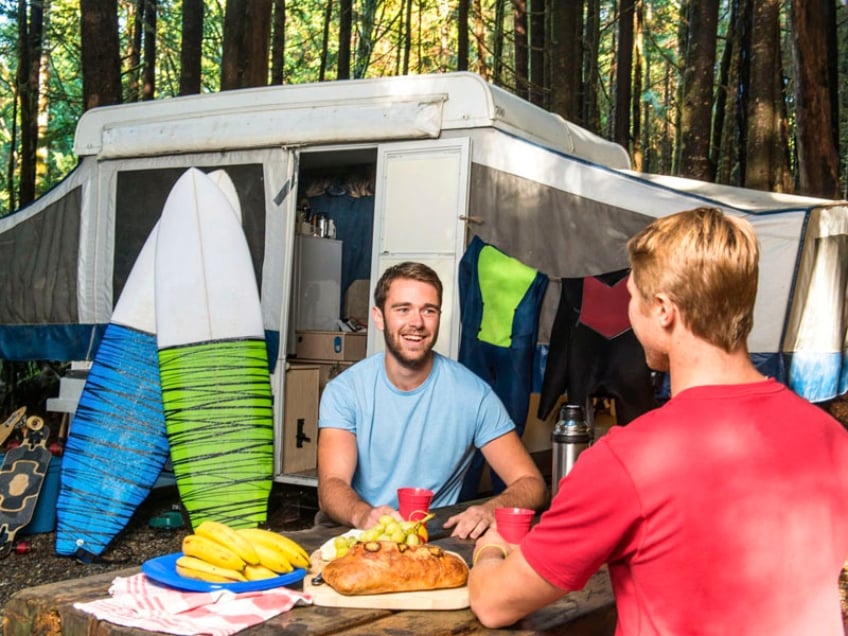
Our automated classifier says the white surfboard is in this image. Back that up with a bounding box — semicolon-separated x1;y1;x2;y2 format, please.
154;168;273;530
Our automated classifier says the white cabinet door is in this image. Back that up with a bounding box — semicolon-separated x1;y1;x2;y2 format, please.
368;138;470;359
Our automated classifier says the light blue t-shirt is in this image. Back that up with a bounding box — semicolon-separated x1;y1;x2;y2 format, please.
318;352;515;508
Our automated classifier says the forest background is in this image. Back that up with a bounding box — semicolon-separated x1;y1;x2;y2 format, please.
0;0;846;412
1;0;847;220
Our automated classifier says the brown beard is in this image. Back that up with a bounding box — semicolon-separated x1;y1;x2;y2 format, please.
382;328;436;371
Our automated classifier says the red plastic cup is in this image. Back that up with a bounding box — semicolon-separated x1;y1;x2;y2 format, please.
495;507;534;543
397;487;434;521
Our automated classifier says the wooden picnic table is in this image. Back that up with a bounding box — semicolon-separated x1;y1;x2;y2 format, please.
3;499;617;635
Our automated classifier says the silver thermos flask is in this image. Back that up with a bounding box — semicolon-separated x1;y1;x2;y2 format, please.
551;404;592;497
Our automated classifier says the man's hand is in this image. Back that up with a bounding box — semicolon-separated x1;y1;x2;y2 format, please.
443;503;494;539
355;504;402;530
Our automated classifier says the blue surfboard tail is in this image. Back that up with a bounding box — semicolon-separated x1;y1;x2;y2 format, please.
55;323;169;557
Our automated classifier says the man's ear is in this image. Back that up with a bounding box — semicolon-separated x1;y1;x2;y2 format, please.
371;305;385;331
654;293;675;328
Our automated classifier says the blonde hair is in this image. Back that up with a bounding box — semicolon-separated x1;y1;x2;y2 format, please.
626;207;759;352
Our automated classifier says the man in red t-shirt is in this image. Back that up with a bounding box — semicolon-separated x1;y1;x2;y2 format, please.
469;207;848;635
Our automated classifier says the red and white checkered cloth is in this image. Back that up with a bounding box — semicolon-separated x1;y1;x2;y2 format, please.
75;573;313;636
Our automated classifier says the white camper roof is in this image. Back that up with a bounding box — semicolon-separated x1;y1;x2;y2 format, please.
628;171;837;213
73;72;631;169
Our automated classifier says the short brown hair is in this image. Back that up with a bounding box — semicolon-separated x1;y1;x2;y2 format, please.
626;207;759;352
373;262;443;311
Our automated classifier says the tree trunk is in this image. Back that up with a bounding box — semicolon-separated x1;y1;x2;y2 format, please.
270;0;286;85
613;0;634;151
822;0;839;154
129;0;143;101
221;0;273;90
244;0;272;87
661;66;674;174
395;0;404;74
583;0;600;133
179;0;203;95
6;90;18;211
17;0;43;206
528;0;545;106
493;0;505;86
319;0;333;81
337;0;352;79
80;0;122;110
678;0;718;181
734;0;752;186
354;0;378;78
711;0;735;183
473;0;488;79
631;0;643;171
402;0;412;74
142;0;157;101
671;0;688;175
549;0;583;125
745;0;791;192
640;6;651;173
416;0;423;73
543;0;551;97
220;0;243;90
458;0;469;71
791;0;840;197
512;0;529;99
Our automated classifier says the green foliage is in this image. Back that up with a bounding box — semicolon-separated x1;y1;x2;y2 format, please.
0;360;64;417
0;0;845;215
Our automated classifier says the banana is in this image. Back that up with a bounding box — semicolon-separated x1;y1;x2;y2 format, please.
182;534;246;571
236;527;310;569
249;540;294;574
195;520;260;565
244;563;281;581
175;555;247;583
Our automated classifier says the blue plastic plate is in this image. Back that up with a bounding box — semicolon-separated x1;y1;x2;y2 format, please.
142;552;307;593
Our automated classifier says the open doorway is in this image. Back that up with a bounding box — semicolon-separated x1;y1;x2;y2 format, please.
286;148;378;357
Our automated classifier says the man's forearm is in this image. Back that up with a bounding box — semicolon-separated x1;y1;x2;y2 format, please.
318;477;373;528
485;474;548;513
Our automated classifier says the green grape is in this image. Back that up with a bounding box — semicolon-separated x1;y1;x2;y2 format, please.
336;544;350;558
379;514;395;526
390;529;406;543
334;536;349;549
405;533;421;546
383;522;401;536
377;533;392;541
361;528;380;542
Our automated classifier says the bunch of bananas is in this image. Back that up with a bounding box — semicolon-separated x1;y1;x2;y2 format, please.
175;521;311;583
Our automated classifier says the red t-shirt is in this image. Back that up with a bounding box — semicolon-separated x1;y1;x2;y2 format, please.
522;380;848;635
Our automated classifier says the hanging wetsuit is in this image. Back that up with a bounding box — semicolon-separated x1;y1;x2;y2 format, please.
457;236;548;500
538;269;657;425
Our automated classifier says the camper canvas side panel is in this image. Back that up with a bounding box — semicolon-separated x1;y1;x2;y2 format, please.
0;162;93;360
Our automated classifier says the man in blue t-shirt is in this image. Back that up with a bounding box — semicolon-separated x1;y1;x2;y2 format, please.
317;262;546;540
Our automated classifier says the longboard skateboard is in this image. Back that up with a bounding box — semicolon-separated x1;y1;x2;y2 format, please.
0;407;26;448
0;416;51;557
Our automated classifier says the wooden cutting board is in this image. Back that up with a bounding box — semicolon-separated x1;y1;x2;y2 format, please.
304;551;470;610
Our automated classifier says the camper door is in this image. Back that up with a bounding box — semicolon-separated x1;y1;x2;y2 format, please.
369;139;471;359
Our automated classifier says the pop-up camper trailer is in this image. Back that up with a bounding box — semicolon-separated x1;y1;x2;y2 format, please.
1;72;846;484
